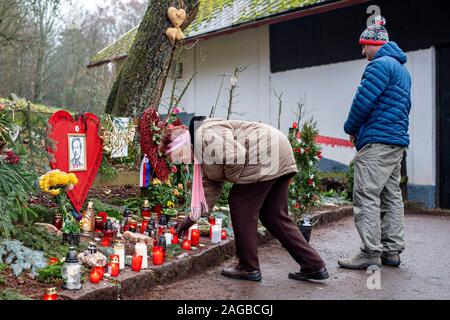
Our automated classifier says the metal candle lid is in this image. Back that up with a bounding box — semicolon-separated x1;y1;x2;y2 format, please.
65;247;79;263
88;242;97;254
143;200;150;208
114;239;124;247
110;256;120;264
45;287;57;295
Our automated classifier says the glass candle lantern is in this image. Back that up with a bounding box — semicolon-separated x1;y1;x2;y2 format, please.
109;255;120;277
171;234;179;245
52;214;63;230
81;201;95;233
113;239;125;270
208;216;215;225
181;239;191;251
191;229;200;247
131;255;143;272
152;247;164;266
221;230;227;240
103;219;115;239
61;247;82;290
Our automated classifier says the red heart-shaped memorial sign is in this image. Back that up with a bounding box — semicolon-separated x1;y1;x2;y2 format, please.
47;111;103;213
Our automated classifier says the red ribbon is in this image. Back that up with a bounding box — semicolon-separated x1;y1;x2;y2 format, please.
315;135;354;148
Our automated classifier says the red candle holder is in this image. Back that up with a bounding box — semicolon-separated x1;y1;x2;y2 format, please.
101;237;111;247
90;268;101;283
292;122;298;129
170;227;175;234
94;266;104;280
131;255;143;272
141;207;151;218
208;216;215;225
103;229;115;240
221;230;227;240
171;234;179;245
109;255;120;277
191;229;200;247
48;257;59;265
158;225;164;236
43;287;58;300
181;239;191;251
128;219;138;233
140;217;150;234
152;248;164;266
95;216;105;232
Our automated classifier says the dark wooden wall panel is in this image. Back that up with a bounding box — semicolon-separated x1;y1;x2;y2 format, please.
270;0;450;72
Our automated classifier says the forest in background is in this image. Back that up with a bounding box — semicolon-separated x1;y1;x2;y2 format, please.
0;0;148;115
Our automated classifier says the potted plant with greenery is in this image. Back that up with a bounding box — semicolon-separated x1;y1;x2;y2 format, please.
161;207;178;225
288;119;322;243
62;219;81;246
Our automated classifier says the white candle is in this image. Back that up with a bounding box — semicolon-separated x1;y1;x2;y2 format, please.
211;224;222;244
113;240;125;270
215;218;223;227
164;232;173;245
135;240;148;269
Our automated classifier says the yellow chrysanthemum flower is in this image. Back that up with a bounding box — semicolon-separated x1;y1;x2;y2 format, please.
68;173;78;185
152;178;161;185
167;201;175;208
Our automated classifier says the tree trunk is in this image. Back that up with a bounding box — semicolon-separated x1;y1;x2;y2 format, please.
105;0;199;117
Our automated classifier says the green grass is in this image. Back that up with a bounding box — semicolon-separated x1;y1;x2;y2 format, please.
0;288;33;300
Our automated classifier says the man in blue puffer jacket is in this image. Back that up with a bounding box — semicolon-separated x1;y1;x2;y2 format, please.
339;16;411;270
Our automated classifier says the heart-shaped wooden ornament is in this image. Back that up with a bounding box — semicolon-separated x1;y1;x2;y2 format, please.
167;7;186;28
47;111;103;213
176;29;185;41
166;27;179;43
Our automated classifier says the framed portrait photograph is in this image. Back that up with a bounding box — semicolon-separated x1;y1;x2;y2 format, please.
68;134;87;172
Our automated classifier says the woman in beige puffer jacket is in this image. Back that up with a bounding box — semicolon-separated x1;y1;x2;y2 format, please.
161;116;328;282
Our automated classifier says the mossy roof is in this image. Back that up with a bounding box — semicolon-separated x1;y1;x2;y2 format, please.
88;0;323;67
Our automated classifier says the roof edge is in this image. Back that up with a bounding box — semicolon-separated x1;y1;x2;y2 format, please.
87;0;370;68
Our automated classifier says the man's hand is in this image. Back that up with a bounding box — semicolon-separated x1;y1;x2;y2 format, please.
175;216;196;237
